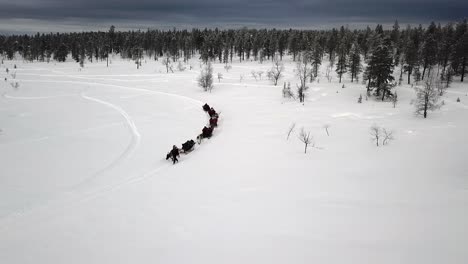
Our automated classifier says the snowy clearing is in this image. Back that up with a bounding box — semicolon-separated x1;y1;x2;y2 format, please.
1;57;468;264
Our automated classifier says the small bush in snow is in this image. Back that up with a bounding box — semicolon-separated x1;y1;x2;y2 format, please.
286;123;296;140
370;125;394;146
251;71;258;81
358;94;362;103
323;124;330;136
298;128;314;154
217;73;223;82
198;63;214;92
224;64;232;72
177;61;186;71
257;71;264;80
457;97;461;102
10;82;19;89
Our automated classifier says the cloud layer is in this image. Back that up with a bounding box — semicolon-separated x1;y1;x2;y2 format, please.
0;0;466;33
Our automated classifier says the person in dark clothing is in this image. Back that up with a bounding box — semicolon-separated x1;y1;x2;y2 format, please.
170;145;180;164
209;117;218;127
203;103;210;112
208;107;217;117
202;126;213;138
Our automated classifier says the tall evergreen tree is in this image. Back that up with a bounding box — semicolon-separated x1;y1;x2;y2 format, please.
365;37;395;100
452;19;468;82
348;42;362;82
335;42;348;83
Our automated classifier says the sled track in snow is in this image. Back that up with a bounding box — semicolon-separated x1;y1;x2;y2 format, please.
76;92;141;189
17;79;204;106
0;75;205;232
2;93;77;100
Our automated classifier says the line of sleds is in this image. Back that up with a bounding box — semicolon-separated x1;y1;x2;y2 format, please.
166;103;219;164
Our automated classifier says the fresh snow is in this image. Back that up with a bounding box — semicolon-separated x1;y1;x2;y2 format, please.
1;56;468;264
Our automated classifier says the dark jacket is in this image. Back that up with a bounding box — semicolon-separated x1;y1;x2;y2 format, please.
171;147;180;157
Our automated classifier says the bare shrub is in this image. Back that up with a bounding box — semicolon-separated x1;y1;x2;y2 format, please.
198;63;214;92
286;123;296;140
298;127;313;153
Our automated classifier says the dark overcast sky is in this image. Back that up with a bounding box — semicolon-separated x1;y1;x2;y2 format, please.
0;0;466;33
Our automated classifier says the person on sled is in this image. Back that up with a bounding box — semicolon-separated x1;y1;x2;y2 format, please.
202;126;213;138
208;107;217;118
209;116;218;127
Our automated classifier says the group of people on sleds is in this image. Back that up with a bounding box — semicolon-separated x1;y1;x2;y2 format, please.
166;103;219;164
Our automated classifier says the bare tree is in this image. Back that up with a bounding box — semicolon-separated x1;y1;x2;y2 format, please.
370;124;381;146
224;64;232;72
296;54;312;103
382;128;394;145
251;70;258;81
298;128;313;153
10;82;19;89
286;122;296;140
414;78;441;118
267;59;284;86
198;62;214;92
217;73;223;82
162;55;173;73
257;71;264;80
358;94;363;103
239;74;244;83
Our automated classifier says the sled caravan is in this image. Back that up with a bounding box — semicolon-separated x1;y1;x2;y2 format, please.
166;103;219;164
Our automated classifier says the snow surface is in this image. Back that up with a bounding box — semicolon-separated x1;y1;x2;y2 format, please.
1;56;468;264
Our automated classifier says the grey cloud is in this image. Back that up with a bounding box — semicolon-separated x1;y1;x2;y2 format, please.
0;0;466;33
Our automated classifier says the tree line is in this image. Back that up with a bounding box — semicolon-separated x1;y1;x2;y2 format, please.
0;20;467;86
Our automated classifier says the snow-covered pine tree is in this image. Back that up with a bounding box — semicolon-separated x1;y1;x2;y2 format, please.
348;42;362;83
365;37;395;100
335;42;348;83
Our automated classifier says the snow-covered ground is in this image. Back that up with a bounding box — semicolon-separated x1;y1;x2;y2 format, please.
1;56;468;264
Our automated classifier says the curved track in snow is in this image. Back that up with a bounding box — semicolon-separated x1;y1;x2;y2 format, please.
0;74;205;232
75;92;141;189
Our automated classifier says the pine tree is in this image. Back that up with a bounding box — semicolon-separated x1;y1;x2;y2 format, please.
54;43;68;62
452;19;468;82
348;42;362;82
420;22;439;80
438;23;455;78
335;42;348;83
404;26;422;84
365;37;395;100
